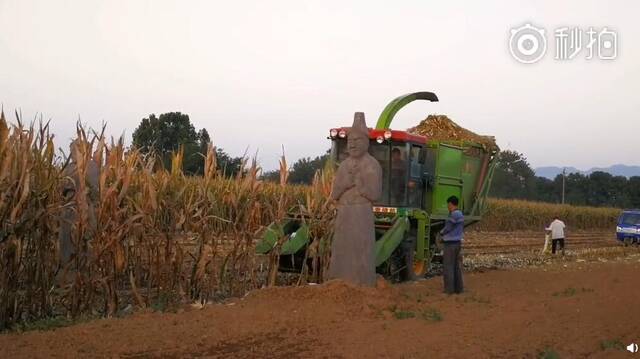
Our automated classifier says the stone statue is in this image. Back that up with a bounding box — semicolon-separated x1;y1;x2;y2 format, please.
327;112;382;286
59;139;99;264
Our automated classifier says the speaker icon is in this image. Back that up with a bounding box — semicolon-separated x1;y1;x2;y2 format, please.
628;343;639;353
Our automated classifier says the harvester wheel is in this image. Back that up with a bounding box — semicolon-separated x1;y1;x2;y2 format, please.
388;249;405;283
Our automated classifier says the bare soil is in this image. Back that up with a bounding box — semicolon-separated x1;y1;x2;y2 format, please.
464;230;616;255
2;235;640;358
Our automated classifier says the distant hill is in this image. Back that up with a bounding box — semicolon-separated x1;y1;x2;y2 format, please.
535;165;640;179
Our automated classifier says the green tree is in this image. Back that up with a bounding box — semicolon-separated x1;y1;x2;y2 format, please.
132;112;241;176
215;148;243;177
261;169;281;183
262;153;329;185
585;171;628;208
626;176;640;208
533;176;557;203
552;172;588;206
288;154;329;185
491;150;537;200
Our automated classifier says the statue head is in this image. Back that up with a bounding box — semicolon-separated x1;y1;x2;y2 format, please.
69;139;81;162
347;112;369;159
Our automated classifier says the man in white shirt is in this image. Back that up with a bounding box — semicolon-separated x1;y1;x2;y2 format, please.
546;217;566;255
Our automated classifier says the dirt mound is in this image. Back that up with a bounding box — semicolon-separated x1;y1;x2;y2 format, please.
245;278;399;317
408;114;499;151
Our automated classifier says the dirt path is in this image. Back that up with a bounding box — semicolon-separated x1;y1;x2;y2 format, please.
3;253;640;358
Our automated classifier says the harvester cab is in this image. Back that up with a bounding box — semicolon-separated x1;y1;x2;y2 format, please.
256;92;498;281
329;128;430;210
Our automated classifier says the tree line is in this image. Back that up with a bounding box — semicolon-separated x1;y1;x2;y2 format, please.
132;113;639;208
132;112;243;177
492;150;640;208
132;112;322;183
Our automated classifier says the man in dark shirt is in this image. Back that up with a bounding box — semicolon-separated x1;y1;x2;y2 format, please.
440;195;464;294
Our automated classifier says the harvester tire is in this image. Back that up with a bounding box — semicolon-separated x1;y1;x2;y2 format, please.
388;250;405;283
388;236;417;282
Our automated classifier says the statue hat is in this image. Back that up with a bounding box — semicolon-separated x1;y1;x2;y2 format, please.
349;112;369;138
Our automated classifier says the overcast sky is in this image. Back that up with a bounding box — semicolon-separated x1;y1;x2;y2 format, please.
1;0;638;170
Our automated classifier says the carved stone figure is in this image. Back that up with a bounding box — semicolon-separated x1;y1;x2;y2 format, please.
327;112;382;286
59;139;99;264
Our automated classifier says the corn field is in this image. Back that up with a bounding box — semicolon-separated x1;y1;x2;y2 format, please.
0;113;621;329
0;113;334;329
476;198;620;232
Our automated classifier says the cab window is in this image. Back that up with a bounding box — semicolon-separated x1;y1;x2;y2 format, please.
407;144;423;207
389;145;407;206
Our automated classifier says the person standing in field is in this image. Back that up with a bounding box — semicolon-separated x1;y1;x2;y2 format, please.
440;196;464;294
546;216;566;255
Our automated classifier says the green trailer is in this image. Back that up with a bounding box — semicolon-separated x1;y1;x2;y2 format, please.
257;92;498;280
